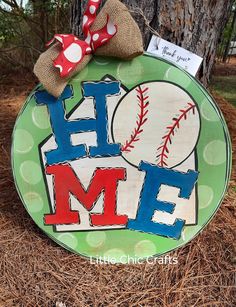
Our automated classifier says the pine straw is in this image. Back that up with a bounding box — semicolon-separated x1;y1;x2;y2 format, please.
0;84;235;306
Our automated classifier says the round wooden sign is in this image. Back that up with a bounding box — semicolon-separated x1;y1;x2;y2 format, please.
12;54;231;263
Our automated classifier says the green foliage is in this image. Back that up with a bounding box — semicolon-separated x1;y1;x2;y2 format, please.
0;1;71;43
0;12;18;42
0;0;71;69
25;0;70;14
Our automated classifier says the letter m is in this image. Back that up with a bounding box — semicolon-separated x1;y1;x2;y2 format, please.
45;164;128;227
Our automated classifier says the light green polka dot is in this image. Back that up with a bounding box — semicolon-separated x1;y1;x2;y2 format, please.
164;67;191;88
200;99;219;122
24;192;44;213
134;240;157;258
198;185;214;209
181;228;193;241
181;228;187;241
14;129;34;153
86;231;106;248
203;140;226;165
20;161;42;185
32;105;50;129
103;248;127;263
57;233;78;250
117;57;144;85
93;56;110;65
73;66;89;81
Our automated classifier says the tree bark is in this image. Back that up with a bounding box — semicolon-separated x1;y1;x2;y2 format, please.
70;0;234;86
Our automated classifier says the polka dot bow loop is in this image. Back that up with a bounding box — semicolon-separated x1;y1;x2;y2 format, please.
46;0;117;78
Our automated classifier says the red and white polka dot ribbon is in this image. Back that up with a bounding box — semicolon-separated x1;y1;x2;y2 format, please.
46;0;117;78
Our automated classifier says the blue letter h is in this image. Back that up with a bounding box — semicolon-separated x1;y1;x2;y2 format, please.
34;82;121;165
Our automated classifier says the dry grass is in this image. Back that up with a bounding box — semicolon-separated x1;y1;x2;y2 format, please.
0;72;235;306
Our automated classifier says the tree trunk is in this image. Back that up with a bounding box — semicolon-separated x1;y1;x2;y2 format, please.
223;7;236;62
70;0;234;86
29;0;50;44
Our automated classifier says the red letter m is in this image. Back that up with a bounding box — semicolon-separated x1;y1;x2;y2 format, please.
45;164;127;227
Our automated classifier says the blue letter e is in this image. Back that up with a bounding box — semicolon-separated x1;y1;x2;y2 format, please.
127;162;199;240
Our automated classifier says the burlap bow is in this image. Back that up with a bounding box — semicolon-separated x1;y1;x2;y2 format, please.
34;0;144;98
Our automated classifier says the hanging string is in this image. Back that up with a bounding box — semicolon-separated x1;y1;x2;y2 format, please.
126;7;162;48
128;8;161;37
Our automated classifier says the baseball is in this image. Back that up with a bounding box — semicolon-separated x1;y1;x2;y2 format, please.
112;81;200;168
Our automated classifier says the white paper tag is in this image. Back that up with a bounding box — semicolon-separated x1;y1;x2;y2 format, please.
147;36;203;76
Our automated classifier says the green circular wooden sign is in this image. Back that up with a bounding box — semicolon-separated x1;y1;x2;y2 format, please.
12;54;231;263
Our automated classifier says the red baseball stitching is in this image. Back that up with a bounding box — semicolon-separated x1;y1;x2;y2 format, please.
121;85;149;153
156;103;196;167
